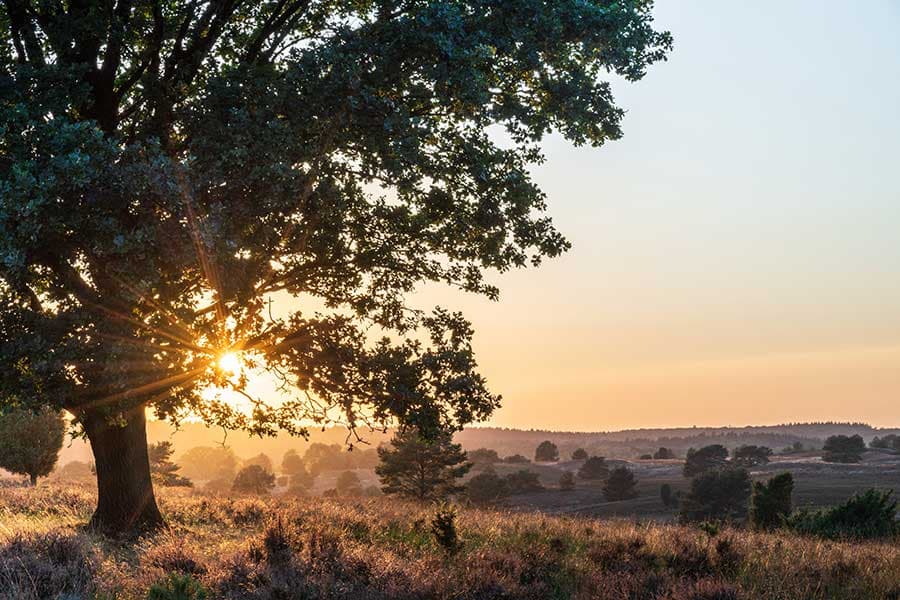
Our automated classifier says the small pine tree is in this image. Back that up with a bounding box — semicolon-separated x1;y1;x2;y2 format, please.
147;573;208;600
577;456;609;480
603;467;638;501
376;429;471;501
0;406;65;486
232;465;276;495
534;440;559;462
559;471;576;491
148;442;192;487
749;472;793;530
430;504;460;555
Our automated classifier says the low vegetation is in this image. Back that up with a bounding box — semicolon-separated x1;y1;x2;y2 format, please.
1;484;899;599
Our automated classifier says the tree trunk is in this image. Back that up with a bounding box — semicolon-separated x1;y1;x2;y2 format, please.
29;473;37;486
82;406;165;535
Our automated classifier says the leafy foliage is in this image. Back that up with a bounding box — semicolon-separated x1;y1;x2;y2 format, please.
603;466;638;501
0;406;65;485
232;465;276;495
683;445;729;477
822;435;866;464
788;489;897;540
679;468;751;524
148;442;192;487
749;472;793;530
534;440;559;463
577;456;609;480
375;428;470;501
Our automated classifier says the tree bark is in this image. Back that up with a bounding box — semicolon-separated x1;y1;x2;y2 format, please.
82;406;165;535
29;473;37;486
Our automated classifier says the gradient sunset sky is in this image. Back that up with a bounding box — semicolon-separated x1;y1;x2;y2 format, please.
404;1;900;431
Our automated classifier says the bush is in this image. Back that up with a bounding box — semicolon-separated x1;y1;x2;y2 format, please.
788;489;897;540
430;504;460;555
638;454;653;460
571;448;588;460
660;483;676;508
147;573;208;600
336;470;363;497
466;469;509;504
577;456;609;480
679;468;751;523
467;448;501;465
822;435;866;463
232;465;275;495
683;445;729;477
603;467;638;501
502;454;531;464
654;447;675;459
504;470;544;494
559;471;576;491
749;472;793;530
534;441;559;462
732;445;772;468
0;532;97;599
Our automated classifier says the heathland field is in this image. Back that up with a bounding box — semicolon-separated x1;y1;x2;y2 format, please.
1;484;899;600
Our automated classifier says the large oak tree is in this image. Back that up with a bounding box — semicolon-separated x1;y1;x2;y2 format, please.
0;0;670;534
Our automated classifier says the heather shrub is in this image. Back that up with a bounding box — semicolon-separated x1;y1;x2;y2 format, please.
788;489;897;540
0;532;97;600
146;573;208;600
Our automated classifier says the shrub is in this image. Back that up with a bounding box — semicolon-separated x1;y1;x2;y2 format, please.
683;445;729;477
147;573;208;600
232;465;275;495
788;489;897;540
0;532;97;599
654;447;676;459
660;483;675;507
504;470;543;494
430;504;460;555
0;406;65;485
639;454;653;460
534;440;559;462
336;470;362;497
571;448;588;460
467;448;501;465
559;471;576;491
870;434;900;450
502;454;531;464
749;472;793;530
603;467;638;501
822;435;866;463
466;469;509;504
679;468;751;523
732;445;772;468
577;456;609;480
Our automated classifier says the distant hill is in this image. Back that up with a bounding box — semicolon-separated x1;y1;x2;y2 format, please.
55;420;899;467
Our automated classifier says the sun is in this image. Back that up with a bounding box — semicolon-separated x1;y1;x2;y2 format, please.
217;351;242;377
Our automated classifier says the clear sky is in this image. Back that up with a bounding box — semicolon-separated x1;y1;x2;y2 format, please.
410;1;900;431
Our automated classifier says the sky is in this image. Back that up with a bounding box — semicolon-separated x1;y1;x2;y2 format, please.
407;1;900;431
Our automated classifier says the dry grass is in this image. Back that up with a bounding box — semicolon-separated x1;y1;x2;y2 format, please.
1;483;899;599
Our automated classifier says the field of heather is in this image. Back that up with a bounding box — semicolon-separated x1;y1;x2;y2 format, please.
1;483;898;600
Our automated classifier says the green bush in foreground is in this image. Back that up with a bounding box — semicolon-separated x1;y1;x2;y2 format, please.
147;573;207;600
789;489;897;540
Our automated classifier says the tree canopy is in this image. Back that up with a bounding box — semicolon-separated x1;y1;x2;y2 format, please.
683;444;729;477
0;0;670;532
0;406;65;484
534;440;559;462
375;428;470;501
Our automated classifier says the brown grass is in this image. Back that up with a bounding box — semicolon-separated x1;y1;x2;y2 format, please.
1;483;898;599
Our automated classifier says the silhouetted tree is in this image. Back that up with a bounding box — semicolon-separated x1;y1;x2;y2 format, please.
603;467;638;501
232;465;276;495
679;468;751;523
638;454;653;460
376;429;471;501
578;456;610;480
0;0;669;535
559;471;576;491
660;483;675;507
822;435;866;463
535;441;560;463
732;445;773;468
466;469;509;504
750;472;793;530
243;453;274;474
504;470;544;494
870;434;900;451
336;471;363;497
0;406;65;485
148;442;192;487
654;447;675;459
572;448;588;460
683;445;729;477
281;450;306;476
